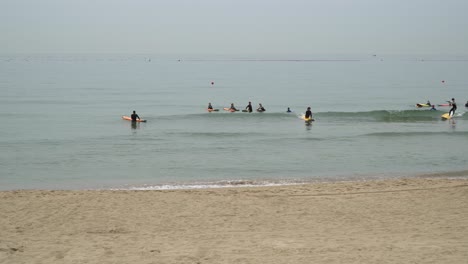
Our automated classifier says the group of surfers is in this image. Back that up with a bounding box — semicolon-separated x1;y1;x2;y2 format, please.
129;98;466;124
208;102;266;113
417;98;467;117
127;104;313;123
207;102;314;121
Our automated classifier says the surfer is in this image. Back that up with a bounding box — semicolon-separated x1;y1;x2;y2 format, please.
208;103;213;110
257;103;265;112
287;107;292;113
245;102;253;113
305;107;313;120
448;98;457;117
229;103;238;111
465;101;468;107
416;100;431;108
131;111;140;122
430;105;437;111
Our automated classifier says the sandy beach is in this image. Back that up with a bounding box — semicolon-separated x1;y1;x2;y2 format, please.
1;178;467;264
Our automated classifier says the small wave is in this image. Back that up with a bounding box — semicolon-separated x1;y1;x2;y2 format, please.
155;110;466;123
363;131;468;137
114;179;304;191
317;110;447;122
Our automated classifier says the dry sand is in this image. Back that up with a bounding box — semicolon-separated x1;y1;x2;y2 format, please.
1;178;467;264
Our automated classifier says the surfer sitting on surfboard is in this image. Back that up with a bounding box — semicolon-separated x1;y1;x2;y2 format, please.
207;103;220;112
257;103;265;112
131;111;140;122
229;103;238;111
448;98;457;117
245;102;253;113
465;101;468;107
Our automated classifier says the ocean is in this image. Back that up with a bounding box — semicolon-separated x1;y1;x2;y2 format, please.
1;54;467;190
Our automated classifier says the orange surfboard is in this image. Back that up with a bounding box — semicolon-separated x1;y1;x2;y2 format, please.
122;116;147;122
223;108;238;112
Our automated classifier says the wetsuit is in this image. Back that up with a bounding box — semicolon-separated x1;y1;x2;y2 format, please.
246;103;252;112
449;101;457;116
305;110;312;119
131;113;140;121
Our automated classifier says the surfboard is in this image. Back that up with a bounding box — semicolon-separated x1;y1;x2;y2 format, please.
441;113;452;120
300;114;314;122
416;103;430;108
207;108;219;112
256;109;265;112
122;116;147;122
437;104;450;107
223;108;238;112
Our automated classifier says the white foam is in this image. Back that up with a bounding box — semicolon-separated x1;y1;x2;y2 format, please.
112;180;302;191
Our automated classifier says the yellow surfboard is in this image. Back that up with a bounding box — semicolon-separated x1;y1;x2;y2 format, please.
441;113;452;120
301;114;314;122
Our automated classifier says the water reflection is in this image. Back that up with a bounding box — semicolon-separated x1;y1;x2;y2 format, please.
131;121;139;129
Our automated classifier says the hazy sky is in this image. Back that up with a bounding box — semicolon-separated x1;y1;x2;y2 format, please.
2;0;467;55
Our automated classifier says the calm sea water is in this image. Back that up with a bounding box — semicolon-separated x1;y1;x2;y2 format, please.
1;54;467;190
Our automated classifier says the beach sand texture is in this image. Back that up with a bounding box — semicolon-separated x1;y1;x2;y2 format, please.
1;178;467;264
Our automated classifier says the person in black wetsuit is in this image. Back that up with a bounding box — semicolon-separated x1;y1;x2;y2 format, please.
257;103;265;112
229;103;238;111
449;98;457;117
245;102;253;113
465;101;468;107
305;107;313;119
305;107;312;118
208;103;213;110
131;111;140;121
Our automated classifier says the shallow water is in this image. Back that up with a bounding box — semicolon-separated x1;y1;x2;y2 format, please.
1;54;467;190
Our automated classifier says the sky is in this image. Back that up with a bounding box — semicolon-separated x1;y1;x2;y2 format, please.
1;0;468;55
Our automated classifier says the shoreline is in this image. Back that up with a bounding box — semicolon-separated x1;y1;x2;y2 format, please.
3;170;468;192
1;178;468;263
